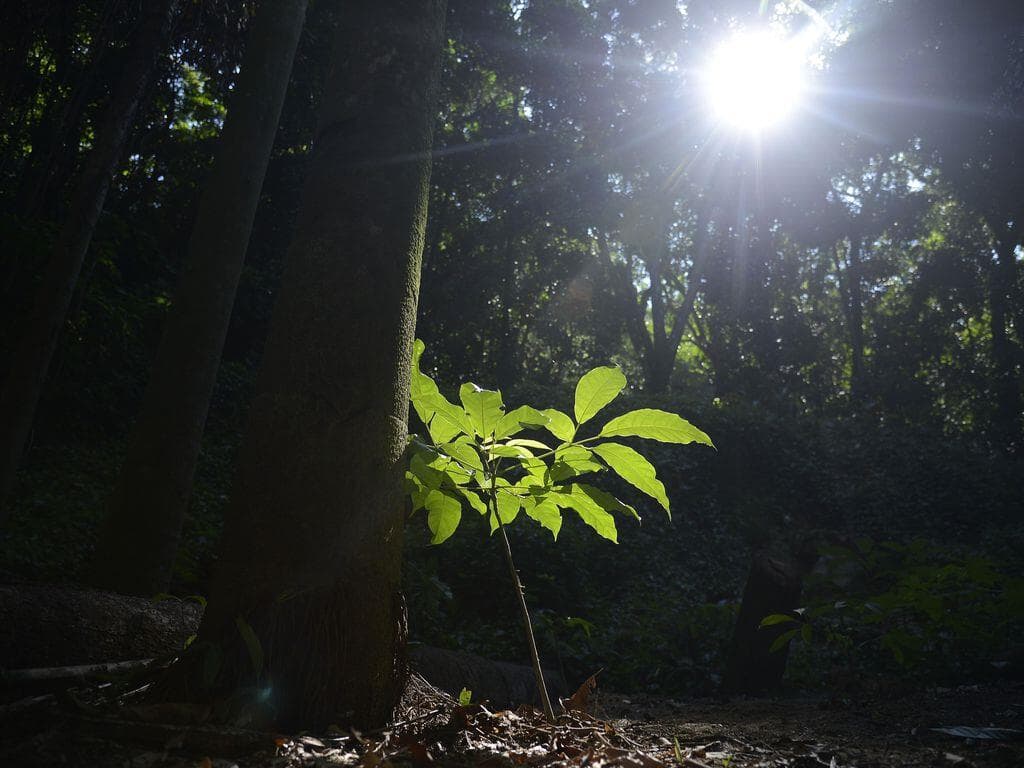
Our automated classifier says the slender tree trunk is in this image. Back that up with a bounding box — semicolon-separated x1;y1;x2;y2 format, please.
989;242;1022;451
89;0;309;597
0;0;179;521
833;235;867;403
595;231;652;370
164;0;447;729
14;2;123;219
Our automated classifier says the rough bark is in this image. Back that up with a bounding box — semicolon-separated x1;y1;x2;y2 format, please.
89;0;309;597
164;0;447;729
0;583;201;669
0;0;179;521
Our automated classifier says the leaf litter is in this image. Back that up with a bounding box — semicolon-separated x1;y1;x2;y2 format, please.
2;671;1023;767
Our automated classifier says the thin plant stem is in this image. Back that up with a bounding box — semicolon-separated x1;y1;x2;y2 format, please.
488;468;556;721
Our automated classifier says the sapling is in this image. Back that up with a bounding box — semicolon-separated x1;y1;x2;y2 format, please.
405;340;713;719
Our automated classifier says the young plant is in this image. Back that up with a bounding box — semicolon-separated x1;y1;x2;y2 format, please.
405;341;714;719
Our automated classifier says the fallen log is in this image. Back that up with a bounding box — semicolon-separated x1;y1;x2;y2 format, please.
0;582;566;708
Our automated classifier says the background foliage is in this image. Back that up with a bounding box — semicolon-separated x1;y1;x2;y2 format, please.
1;0;1022;694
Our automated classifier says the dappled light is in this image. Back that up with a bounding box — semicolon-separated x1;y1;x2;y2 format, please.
1;1;1023;766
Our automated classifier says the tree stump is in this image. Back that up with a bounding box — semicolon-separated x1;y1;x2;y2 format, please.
724;551;806;693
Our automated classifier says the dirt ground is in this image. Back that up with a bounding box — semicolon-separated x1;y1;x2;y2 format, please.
1;675;1021;767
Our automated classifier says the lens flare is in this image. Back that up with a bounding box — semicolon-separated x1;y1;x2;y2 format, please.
705;30;806;132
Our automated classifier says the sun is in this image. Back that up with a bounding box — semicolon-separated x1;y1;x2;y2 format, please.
704;29;806;132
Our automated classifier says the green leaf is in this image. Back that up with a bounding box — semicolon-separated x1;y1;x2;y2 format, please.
489;444;535;459
599;408;714;446
490;489;521;533
439;440;483;472
494;406;550;440
459;384;505;438
458;688;473;706
523;496;562;539
565;617;594;638
414;449;473;487
576;483;639;521
519;457;548;481
505;438;552;451
458;487;488;515
542;408;575;442
801;623;812;644
425;490;462;544
592;442;670;515
759;613;798;628
406;473;429;512
425;392;474;443
409;339;440;426
769;627;799;653
549;445;605;482
408;451;445;489
551;486;618;542
574;366;626;425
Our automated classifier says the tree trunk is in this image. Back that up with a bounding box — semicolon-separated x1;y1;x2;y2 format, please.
163;0;447;729
834;235;867;403
0;0;179;521
89;0;309;597
724;551;809;693
989;241;1022;452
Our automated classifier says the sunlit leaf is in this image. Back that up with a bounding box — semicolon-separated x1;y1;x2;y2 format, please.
458;487;488;516
550;486;618;542
573;366;626;425
425;392;474;443
542;408;575;442
523;496;562;539
490;488;521;532
505;438;552;451
576;483;639;521
599;408;714;446
425;490;462;544
489;444;535;459
439;440;483;472
406;472;429;512
409;339;440;426
408;451;444;489
494;405;550;440
549;445;605;482
592;442;670;515
460;383;505;438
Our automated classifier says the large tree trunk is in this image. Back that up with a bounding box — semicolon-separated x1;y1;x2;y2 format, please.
89;0;309;598
163;0;447;730
0;0;179;521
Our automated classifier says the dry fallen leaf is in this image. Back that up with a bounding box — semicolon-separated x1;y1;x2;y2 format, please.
562;670;602;714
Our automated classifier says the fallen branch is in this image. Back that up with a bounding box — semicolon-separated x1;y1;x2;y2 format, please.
3;658;154;685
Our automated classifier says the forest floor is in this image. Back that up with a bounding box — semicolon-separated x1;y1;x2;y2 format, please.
1;674;1021;768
